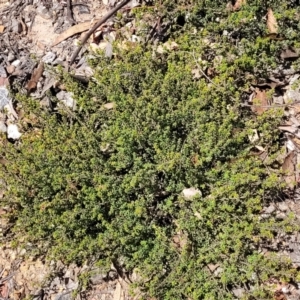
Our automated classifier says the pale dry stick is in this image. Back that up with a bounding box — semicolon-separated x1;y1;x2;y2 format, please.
69;0;131;66
0;268;5;279
192;50;218;87
0;273;15;284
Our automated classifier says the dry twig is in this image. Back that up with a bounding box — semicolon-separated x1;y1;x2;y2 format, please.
192;51;217;87
69;0;131;66
66;0;75;25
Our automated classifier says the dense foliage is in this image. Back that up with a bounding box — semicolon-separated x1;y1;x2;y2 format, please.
1;0;300;299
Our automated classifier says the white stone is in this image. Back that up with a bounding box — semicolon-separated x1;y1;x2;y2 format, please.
182;187;202;200
7;124;21;140
248;129;259;143
278;202;289;212
42;52;56;64
11;60;21;67
264;205;275;214
287;140;296;151
282;286;289;294
56;91;76;110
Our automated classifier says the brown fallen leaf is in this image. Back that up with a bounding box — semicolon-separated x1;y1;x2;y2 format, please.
26;61;44;92
280;48;299;60
52;20;99;46
233;0;246;11
282;151;296;189
0;25;5;33
267;8;278;34
251;88;269;115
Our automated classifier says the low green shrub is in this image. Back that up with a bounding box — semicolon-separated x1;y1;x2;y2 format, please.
1;1;300;299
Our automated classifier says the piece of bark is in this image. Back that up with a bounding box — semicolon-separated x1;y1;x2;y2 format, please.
27;62;44;93
282;151;296;189
52;21;99;46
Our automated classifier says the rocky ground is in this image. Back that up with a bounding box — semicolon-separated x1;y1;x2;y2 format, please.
0;0;300;299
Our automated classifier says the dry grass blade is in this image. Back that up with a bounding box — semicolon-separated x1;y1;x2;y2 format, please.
267;8;278;34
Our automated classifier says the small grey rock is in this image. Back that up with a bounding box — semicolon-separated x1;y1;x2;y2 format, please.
276;212;286;220
66;278;78;290
90;273;107;285
11;19;22;33
7;52;15;62
56;91;76;110
264;205;276;214
0;87;9;109
64;269;73;279
278;202;289;212
273;95;284;105
36;5;52;19
50;277;61;289
42;52;56;64
284;89;300;104
55;292;72;300
232;287;245;298
0;65;7;77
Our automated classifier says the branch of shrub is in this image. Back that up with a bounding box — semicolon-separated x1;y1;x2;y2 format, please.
69;0;131;66
192;51;217;87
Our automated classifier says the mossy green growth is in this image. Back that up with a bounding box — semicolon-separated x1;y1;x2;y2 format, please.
1;1;300;299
